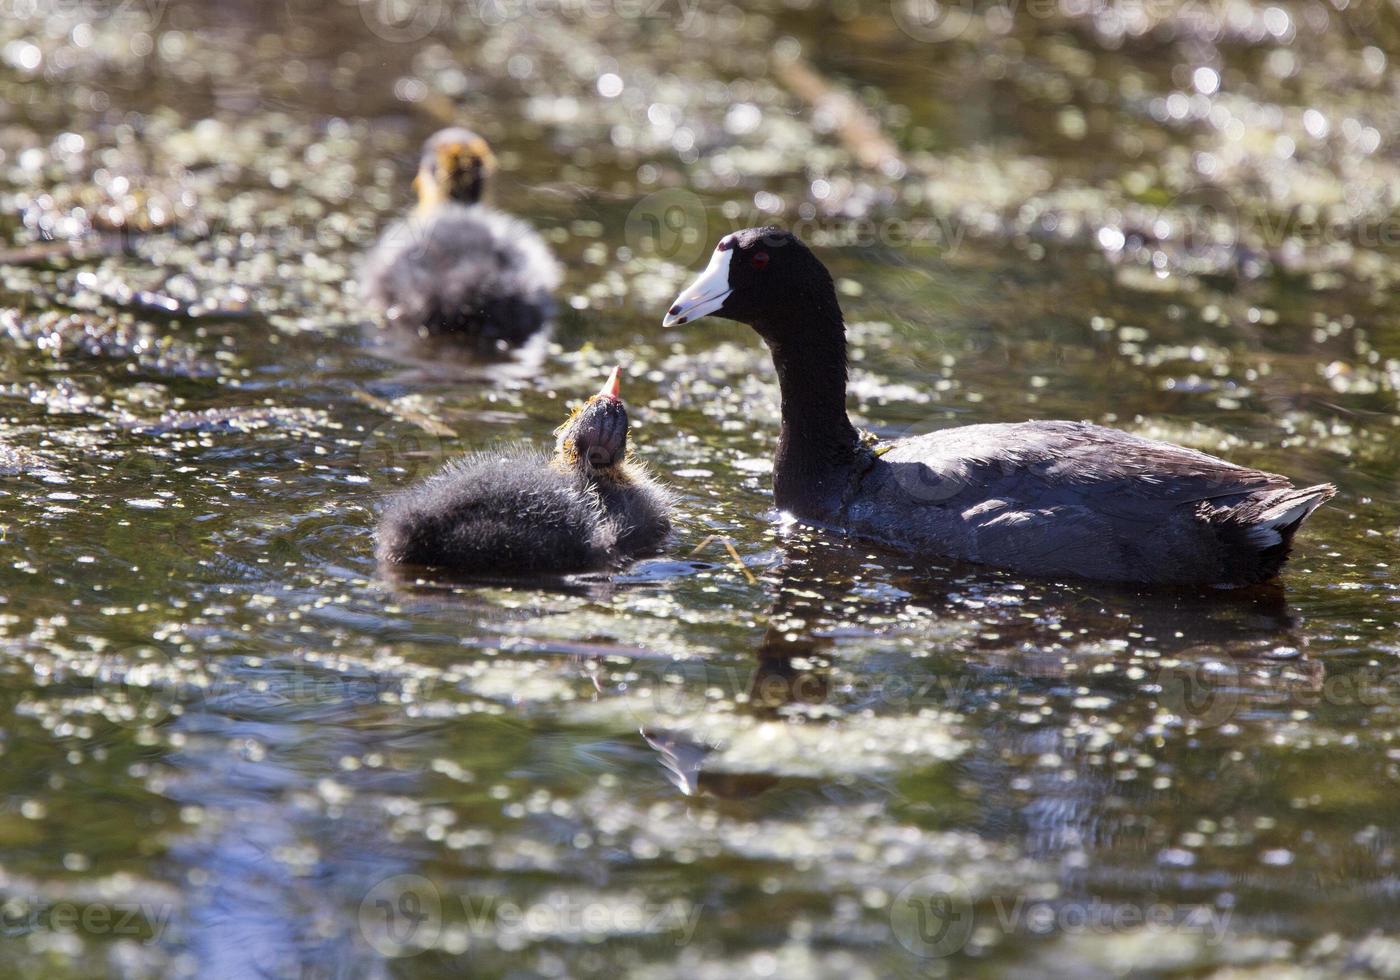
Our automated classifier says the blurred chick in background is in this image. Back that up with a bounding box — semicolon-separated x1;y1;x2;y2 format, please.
359;127;561;354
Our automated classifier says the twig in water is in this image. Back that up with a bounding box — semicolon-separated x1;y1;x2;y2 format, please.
690;535;759;584
352;390;457;438
773;52;904;176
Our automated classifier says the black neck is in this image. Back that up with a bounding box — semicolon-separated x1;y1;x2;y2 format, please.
757;302;860;522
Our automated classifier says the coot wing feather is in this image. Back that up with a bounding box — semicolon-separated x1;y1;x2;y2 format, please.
877;421;1285;522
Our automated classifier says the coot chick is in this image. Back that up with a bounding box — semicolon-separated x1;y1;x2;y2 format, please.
359;127;561;352
376;368;672;574
663;227;1334;586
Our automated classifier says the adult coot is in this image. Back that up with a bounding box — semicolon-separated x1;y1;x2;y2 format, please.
359;127;561;352
663;227;1333;586
376;367;672;574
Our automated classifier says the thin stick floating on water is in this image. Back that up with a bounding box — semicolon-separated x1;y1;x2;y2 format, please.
0;238;125;266
773;53;904;175
352;390;457;438
690;535;759;585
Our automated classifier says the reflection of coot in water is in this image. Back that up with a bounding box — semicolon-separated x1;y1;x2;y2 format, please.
642;729;781;800
664;227;1334;586
359;127;560;353
627;534;1312;802
641;624;828;800
375;367;672;575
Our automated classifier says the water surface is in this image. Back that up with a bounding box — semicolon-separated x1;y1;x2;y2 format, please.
0;1;1398;976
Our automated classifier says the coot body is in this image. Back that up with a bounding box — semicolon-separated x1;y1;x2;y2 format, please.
663;227;1332;586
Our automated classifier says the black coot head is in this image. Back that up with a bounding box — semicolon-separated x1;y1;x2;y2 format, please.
661;227;833;339
557;367;629;471
414;127;496;207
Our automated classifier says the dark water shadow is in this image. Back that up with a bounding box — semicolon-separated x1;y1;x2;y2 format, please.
377;555;718;603
621;530;1317;805
356;316;553;386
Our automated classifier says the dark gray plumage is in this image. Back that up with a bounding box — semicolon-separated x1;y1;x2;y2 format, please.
593;471;674;557
375;447;617;574
359;204;560;348
375;369;673;575
664;227;1334;586
359;127;561;350
851;421;1332;585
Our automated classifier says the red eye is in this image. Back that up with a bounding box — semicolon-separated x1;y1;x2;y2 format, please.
751;251;770;269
